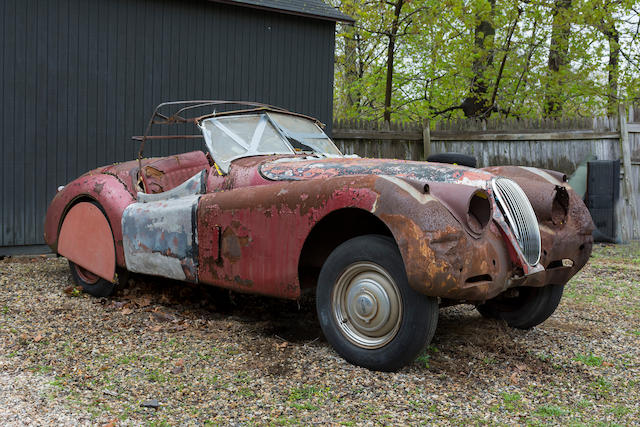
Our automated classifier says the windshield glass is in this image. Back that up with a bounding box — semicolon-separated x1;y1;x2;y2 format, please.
268;112;342;156
199;112;343;173
199;114;294;173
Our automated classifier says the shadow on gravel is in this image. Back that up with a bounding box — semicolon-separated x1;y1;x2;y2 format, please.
116;273;322;344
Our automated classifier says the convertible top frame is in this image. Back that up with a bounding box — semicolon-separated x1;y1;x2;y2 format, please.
133;100;324;164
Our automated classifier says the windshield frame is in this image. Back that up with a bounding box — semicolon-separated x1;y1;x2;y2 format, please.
199;112;342;173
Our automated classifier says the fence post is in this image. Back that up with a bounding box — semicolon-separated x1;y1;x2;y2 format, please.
618;104;640;240
422;118;431;161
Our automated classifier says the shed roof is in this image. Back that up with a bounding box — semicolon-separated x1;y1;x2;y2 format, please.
210;0;354;23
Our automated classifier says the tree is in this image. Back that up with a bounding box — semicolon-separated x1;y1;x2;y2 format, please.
331;0;640;122
544;0;573;117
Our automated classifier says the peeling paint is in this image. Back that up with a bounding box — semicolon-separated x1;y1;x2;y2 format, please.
122;194;199;282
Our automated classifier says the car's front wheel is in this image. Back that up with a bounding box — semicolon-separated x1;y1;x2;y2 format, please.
316;235;438;371
476;284;565;329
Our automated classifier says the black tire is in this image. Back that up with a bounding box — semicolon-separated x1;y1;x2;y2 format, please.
426;152;477;168
476;284;565;329
69;260;120;297
316;235;439;371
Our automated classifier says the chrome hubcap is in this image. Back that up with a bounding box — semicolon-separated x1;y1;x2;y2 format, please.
332;262;402;349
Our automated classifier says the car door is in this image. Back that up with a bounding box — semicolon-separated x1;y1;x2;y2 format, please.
121;171;207;283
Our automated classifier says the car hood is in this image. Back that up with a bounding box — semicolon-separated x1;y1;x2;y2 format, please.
259;157;496;187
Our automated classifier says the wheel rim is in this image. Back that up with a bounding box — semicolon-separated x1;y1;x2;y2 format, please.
332;261;402;349
74;264;99;285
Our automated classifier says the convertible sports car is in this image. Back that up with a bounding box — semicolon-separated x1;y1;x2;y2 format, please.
45;101;594;371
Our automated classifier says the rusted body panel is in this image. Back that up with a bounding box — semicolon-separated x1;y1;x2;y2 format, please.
260;157;494;185
197;176;379;299
44;173;136;268
483;166;594;284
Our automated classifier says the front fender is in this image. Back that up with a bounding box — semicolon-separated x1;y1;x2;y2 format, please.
483;166;594;282
370;176;511;301
44;173;136;267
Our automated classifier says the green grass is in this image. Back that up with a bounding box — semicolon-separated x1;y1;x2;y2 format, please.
573;353;603;367
287;385;327;401
500;392;522;412
535;404;566;417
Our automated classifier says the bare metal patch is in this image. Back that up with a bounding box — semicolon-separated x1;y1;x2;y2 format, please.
122;195;200;282
378;175;435;205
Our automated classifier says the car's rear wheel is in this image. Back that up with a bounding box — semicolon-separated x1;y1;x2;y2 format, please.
69;260;119;297
316;235;438;371
476;284;564;329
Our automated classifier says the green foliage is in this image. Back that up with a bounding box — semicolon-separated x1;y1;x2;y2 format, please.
331;0;640;121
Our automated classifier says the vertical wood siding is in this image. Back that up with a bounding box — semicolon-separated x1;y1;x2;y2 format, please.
0;0;336;249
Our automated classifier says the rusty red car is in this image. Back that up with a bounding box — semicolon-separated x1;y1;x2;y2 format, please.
45;101;594;371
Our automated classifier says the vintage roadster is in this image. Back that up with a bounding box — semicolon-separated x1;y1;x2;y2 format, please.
45;101;594;371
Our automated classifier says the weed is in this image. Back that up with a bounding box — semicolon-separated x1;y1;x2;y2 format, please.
483;357;497;365
234;371;251;384
535;404;566;417
287;385;327;401
145;369;166;383
607;405;630;418
416;352;430;368
237;387;256;398
573;353;603;367
590;377;612;396
290;402;318;411
1;305;8;314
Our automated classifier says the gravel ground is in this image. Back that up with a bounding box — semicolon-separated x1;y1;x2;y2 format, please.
0;243;638;426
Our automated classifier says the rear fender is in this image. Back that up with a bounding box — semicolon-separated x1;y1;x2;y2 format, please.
44;173;136;267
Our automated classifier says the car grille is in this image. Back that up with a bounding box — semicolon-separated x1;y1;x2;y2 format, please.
492;178;541;266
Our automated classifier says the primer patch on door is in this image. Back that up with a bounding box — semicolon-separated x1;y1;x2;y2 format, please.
122;195;199;282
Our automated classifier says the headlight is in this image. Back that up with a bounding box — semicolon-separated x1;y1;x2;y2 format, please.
467;190;492;235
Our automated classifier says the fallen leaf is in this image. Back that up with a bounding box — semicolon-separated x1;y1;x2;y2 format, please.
136;296;151;308
276;341;288;349
121;308;133;315
33;334;43;343
602;361;614;367
510;372;519;385
149;325;162;332
101;417;118;427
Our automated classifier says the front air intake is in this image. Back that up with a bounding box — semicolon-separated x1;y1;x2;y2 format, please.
492;178;541;266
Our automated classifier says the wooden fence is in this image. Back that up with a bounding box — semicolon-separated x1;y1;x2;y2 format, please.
331;108;640;241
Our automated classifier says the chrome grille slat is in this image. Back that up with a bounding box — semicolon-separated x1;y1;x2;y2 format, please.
492;178;541;266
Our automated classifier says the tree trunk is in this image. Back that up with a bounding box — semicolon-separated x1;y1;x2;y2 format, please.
544;0;572;117
603;24;619;116
343;23;360;111
461;0;496;118
383;0;404;123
